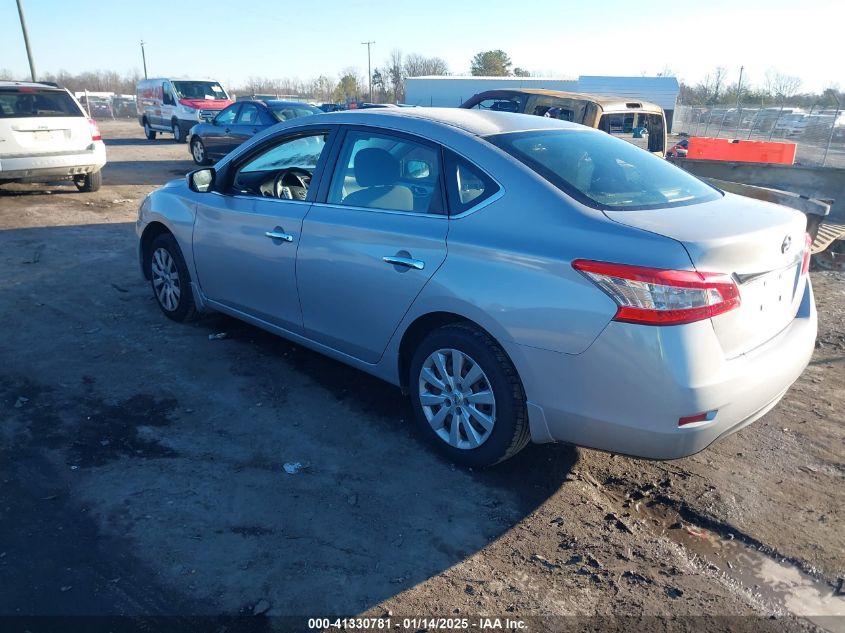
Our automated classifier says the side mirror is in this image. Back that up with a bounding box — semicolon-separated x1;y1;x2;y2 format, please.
187;168;215;193
405;159;431;179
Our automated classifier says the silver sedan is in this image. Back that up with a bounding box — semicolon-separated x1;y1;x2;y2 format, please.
136;108;817;467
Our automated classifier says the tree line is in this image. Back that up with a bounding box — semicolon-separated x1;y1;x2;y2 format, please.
678;67;842;110
0;48;520;104
3;55;839;110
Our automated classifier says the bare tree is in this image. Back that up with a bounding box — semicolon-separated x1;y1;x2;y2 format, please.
764;69;802;101
387;49;405;103
707;66;727;104
404;53;449;78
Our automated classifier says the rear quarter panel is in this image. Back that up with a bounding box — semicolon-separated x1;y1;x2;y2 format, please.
378;124;695;381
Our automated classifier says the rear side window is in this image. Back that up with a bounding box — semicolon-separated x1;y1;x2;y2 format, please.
0;88;83;118
327;130;444;214
444;152;500;214
488;129;720;211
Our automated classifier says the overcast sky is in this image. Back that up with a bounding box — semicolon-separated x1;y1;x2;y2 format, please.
1;0;841;93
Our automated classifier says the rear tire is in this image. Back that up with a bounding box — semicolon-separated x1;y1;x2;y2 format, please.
147;233;197;322
172;120;185;143
409;323;530;468
74;170;102;192
191;138;211;165
144;119;157;140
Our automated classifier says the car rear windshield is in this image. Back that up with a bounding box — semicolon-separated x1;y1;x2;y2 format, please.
487;129;721;211
269;105;321;121
172;81;227;100
0;88;83;118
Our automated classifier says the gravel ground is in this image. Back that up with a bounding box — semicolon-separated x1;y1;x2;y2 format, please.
0;120;842;632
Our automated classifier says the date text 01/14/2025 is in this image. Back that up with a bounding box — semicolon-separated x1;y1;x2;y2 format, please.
307;617;528;630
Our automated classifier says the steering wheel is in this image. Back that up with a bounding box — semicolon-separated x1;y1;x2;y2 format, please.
273;168;311;200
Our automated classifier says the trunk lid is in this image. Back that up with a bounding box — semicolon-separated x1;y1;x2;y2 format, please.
604;192;808;358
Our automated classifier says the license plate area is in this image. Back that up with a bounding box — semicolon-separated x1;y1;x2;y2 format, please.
741;262;800;319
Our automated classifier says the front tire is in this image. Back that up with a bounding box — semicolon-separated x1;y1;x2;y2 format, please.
409;323;530;467
147;233;197;322
143;119;157;140
172;120;185;143
74;170;102;192
191;138;210;165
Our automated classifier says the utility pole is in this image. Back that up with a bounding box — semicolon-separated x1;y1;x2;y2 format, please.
140;40;148;79
15;0;37;81
734;65;744;138
361;41;375;103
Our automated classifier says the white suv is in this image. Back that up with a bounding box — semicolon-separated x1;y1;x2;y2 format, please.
0;81;107;192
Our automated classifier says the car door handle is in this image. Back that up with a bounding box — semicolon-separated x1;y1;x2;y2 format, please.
224;128;231;133
383;256;425;270
265;230;293;242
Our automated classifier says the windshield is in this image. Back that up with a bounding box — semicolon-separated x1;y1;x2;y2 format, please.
0;88;83;118
172;81;228;100
269;104;321;121
488;129;720;211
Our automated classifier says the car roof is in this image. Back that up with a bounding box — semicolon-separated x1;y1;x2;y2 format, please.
467;88;663;113
320;107;591;137
0;80;64;91
262;100;319;108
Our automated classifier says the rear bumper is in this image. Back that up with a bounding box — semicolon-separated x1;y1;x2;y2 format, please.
0;143;107;182
508;279;817;460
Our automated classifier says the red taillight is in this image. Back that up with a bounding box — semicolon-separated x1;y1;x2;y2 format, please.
801;233;812;275
573;260;741;326
678;410;717;427
87;118;102;141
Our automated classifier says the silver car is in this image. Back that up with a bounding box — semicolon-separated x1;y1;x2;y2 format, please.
136;108;817;467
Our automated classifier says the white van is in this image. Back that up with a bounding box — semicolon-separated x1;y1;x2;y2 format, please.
136;78;232;143
0;81;106;192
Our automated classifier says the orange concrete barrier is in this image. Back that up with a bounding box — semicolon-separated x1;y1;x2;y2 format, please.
686;137;796;164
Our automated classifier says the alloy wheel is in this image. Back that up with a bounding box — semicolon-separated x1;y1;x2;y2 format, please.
192;140;205;163
418;348;496;450
151;247;181;311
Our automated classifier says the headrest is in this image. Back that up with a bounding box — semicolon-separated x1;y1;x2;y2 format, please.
354;147;399;187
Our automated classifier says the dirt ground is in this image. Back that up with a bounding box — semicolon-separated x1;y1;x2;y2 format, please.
0;120;843;632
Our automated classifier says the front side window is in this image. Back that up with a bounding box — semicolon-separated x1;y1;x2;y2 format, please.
214;104;239;125
488;129;720;211
232;132;328;199
327;130;443;214
0;88;84;118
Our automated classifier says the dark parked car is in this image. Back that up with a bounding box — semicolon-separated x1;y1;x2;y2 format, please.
188;100;321;165
112;96;136;117
666;138;689;158
78;95;113;119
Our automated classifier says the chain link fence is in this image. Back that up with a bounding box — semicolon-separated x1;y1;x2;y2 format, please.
672;103;844;167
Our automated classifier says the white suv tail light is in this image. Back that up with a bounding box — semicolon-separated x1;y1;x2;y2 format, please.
573;260;741;326
88;118;102;141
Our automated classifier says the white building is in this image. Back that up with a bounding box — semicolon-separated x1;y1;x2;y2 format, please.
405;75;681;130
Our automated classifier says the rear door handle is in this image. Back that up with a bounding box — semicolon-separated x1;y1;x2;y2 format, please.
265;230;293;242
383;256;424;270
